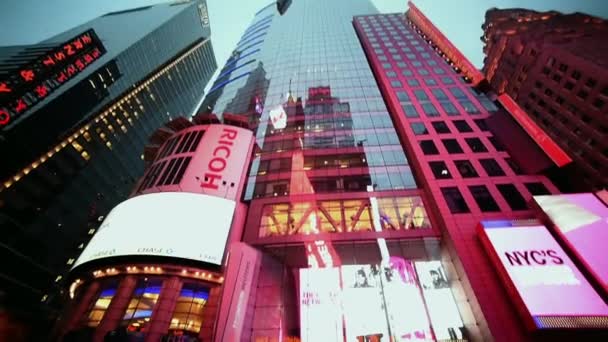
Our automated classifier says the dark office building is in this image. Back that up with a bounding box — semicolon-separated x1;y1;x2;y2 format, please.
0;0;217;330
481;8;608;191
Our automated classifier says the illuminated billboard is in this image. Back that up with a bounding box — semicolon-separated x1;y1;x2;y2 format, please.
269;105;287;129
534;194;608;295
479;221;608;329
1;30;105;129
415;261;464;340
300;259;465;341
73;192;236;268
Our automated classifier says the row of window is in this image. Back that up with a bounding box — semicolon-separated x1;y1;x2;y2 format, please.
251;171;417;198
83;278;209;334
419;137;491;155
441;182;546;214
259;195;429;237
429;158;508;179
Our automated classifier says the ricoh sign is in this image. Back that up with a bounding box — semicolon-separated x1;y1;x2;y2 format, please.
479;221;608;329
178;124;254;201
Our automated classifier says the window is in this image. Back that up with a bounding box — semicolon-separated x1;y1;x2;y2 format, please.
411;122;428;135
496;184;528;210
465;138;488;152
402;104;419;118
488;137;505;151
422;103;440;117
441;187;470;213
441;102;459;116
414;89;429;101
83;280;118;327
396;91;410;102
453;120;472;132
432;121;450;133
469;186;500;212
386;71;397;77
407;79;420;87
433;67;445;74
525;182;550;196
577;90;588;99
442;139;463;154
122;279;162;331
431;88;448;100
382;63;392;69
420;140;439;155
479;159;505;176
170;283;209;333
391;80;402;88
441;77;454;84
474;119;489;131
593;98;605;109
454;160;478;178
449;87;467;98
478;97;498;111
397;62;407;68
459;100;479;114
424;78;437;86
402;69;413;76
427;60;437;66
417;69;429;75
429;161;451;179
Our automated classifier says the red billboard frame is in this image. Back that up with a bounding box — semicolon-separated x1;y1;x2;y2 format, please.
497;94;571;167
478;220;608;330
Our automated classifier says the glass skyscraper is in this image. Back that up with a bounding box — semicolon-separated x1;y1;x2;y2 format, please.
0;0;216;330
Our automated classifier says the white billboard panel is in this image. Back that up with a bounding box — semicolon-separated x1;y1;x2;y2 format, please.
73;192;236;268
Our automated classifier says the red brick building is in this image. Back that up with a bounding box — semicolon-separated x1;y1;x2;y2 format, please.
481;7;608;192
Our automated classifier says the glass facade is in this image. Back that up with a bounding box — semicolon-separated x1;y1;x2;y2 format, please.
0;0;217;316
202;0;417;201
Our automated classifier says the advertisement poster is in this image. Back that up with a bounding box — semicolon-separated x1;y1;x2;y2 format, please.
381;258;433;341
479;222;608;329
341;265;390;341
300;267;343;342
415;261;464;340
534;194;608;293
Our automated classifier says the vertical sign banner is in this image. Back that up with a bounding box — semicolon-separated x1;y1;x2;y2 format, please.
381;258;433;341
534;194;608;295
479;221;608;329
415;261;465;340
341;265;390;341
299;267;343;342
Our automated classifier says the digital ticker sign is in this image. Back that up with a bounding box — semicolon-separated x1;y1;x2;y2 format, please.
0;29;106;129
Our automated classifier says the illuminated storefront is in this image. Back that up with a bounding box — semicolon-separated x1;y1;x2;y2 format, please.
58;122;256;341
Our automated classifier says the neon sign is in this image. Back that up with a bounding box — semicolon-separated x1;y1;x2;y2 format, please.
0;30;105;129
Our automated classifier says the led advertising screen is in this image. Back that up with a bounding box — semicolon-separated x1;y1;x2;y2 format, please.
299;260;438;342
534;194;608;294
1;30;105;129
341;265;391;341
415;261;464;340
300;267;343;342
479;221;608;329
73;192;236;268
